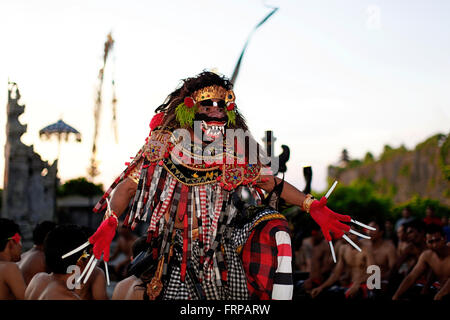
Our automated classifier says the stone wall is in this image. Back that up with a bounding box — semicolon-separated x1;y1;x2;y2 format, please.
328;134;450;206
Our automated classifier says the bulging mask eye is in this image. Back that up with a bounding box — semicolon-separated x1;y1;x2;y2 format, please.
199;99;226;108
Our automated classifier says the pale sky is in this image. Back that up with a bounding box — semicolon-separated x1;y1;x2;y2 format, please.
1;0;449;193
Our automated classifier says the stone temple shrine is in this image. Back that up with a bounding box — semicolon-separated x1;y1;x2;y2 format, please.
2;82;57;242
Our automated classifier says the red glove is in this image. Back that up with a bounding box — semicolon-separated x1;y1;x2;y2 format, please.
88;215;118;261
310;196;351;241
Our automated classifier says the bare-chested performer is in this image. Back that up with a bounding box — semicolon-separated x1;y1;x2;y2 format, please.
362;220;397;283
0;218;26;300
109;223;138;280
387;219;427;297
302;225;334;293
396;223;409;257
75;256;108;300
25;225;87;300
73;227;108;300
18;221;56;285
392;219;427;277
296;236;313;274
392;224;450;301
310;232;375;299
112;236;149;300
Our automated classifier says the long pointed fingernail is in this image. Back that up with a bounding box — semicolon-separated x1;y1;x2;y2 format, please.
62;241;90;259
104;261;110;286
83;258;98;284
343;234;362;252
349;229;371;239
351;219;376;231
328;241;337;263
325;181;338;199
78;254;95;283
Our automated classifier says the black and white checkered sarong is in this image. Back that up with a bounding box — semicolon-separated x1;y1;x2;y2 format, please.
162;229;249;300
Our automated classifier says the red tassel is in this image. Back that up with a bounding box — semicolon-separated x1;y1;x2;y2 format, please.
88;216;118;261
177;184;189;220
149;112;165;131
123;214;130;227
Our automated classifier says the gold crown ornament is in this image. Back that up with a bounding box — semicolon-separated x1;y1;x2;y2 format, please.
176;85;237;127
193;85;235;103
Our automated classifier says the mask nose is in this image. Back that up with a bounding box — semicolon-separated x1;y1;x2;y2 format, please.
205;106;225;118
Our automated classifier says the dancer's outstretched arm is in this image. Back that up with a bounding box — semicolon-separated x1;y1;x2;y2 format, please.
109;178;138;217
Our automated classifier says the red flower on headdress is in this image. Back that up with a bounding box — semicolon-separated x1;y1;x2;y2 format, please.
9;233;21;244
149;112;165;131
184;97;195;108
226;102;235;111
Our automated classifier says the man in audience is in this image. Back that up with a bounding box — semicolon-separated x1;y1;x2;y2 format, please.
396;223;409;257
386;219;427;296
0;218;26;299
109;223;138;280
360;219;397;298
18;221;56;284
395;219;427;275
74;226;108;300
363;220;397;282
423;206;442;226
25;225;87;300
392;224;450;301
302;225;334;293
395;207;414;231
74;255;108;300
310;231;375;299
112;236;149;300
383;219;396;242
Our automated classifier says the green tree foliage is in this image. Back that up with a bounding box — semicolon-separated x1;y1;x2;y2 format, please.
364;152;375;164
392;195;450;220
316;180;393;222
311;181;448;225
380;144;408;161
348;159;363;168
57;177;104;197
281;180;449;247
